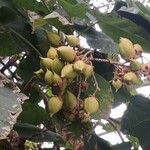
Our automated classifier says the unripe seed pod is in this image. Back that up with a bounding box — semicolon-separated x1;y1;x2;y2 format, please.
133;44;143;59
66;35;80;47
112;79;122;92
52;72;62;84
82;64;93;79
34;68;44;79
51;57;64;75
44;69;53;85
118;37;135;60
130;59;141;71
48;96;63;114
40;57;53;70
61;64;77;79
47;47;58;59
123;72;139;84
57;46;76;62
63;90;77;110
84;96;99;114
73;60;86;72
47;32;61;46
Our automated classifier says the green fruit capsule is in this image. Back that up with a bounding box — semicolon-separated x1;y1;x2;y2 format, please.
47;32;61;46
48;96;63;114
47;47;58;59
82;64;93;79
52;72;62;84
34;68;44;79
133;44;143;59
61;64;77;79
84;96;99;114
130;59;141;71
64;90;77;110
73;60;86;72
123;72;139;84
51;57;64;75
66;35;80;47
57;46;76;62
112;79;122;92
118;37;135;60
44;69;53;85
40;57;53;70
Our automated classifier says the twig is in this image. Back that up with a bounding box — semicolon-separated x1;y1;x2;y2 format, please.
107;118;124;142
77;76;82;112
90;58;127;67
92;72;100;96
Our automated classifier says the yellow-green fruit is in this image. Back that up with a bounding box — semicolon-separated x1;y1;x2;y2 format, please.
66;35;80;47
51;57;64;74
133;44;143;59
112;79;122;92
44;69;53;85
34;68;44;79
123;72;139;84
57;46;76;62
84;96;99;114
40;57;53;70
64;90;77;110
118;37;135;60
130;59;141;71
73;60;86;72
52;72;62;84
48;96;63;114
82;64;93;79
47;47;58;59
47;32;61;46
61;64;77;79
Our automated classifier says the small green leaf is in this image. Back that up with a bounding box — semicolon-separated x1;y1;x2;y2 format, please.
19;102;49;125
58;0;87;18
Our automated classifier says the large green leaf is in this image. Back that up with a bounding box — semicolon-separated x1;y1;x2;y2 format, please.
18;101;49;125
17;52;40;82
111;142;132;150
74;24;117;53
58;0;87;18
86;73;114;119
121;95;150;150
0;73;27;139
0;0;17;24
13;0;48;13
0;32;20;56
93;11;150;52
14;123;62;142
84;134;111;150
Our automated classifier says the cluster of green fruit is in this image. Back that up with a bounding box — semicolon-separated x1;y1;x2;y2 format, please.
112;37;149;92
35;34;99;122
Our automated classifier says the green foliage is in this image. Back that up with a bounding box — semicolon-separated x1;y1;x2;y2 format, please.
0;0;150;149
0;32;20;56
14;123;62;142
93;11;150;52
18;101;49;125
58;0;87;18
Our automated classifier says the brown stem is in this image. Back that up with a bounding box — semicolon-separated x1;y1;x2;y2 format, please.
92;72;100;96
